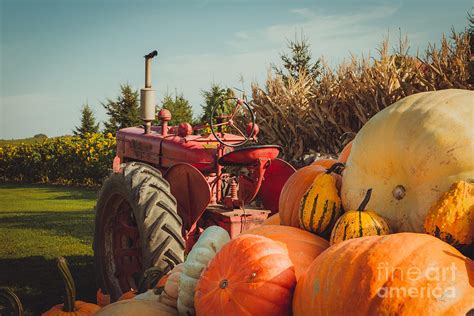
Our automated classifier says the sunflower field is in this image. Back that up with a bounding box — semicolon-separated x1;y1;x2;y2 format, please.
0;133;116;186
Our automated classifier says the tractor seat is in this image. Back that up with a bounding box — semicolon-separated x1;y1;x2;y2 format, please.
218;145;281;166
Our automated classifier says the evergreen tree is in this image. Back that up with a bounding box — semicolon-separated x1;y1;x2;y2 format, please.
160;91;193;125
200;84;235;124
73;103;99;136
102;84;141;133
272;35;321;83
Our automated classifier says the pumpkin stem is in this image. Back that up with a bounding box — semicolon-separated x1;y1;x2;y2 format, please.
0;287;24;316
57;257;76;312
357;189;372;211
219;279;228;289
326;162;345;175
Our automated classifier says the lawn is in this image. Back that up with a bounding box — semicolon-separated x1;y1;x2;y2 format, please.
0;183;98;314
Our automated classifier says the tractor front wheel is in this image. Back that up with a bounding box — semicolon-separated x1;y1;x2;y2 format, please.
93;162;185;301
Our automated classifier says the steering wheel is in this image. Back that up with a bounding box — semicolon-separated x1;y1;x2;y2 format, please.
209;97;256;147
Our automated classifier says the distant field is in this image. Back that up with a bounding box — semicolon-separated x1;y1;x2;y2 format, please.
0;183;98;314
0;137;47;146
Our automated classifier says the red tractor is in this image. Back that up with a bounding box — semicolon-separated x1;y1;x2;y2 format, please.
93;51;295;300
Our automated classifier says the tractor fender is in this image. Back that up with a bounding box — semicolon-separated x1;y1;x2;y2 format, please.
164;163;211;236
257;158;295;215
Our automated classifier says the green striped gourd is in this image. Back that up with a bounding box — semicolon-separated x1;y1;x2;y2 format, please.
299;163;344;237
330;189;391;245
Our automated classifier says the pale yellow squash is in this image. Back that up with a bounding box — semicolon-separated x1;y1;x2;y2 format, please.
341;89;474;232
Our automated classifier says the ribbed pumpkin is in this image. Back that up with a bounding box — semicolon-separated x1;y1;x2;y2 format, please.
262;213;280;225
93;300;177;316
43;257;100;316
311;158;337;169
299;163;344;237
280;165;340;228
342;89;474;232
178;226;230;316
158;263;183;308
424;180;474;246
293;233;474;315
337;140;352;163
195;234;296;316
241;225;328;279
330;189;391;245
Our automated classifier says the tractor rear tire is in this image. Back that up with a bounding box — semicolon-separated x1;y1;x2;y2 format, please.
94;162;185;301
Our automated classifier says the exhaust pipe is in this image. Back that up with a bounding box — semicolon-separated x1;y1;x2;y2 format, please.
141;50;158;134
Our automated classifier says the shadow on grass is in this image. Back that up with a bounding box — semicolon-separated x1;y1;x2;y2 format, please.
0;182;98;200
0;255;96;315
1;210;95;242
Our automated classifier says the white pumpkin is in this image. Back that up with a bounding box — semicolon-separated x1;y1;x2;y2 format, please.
158;263;184;308
177;226;230;315
341;89;474;232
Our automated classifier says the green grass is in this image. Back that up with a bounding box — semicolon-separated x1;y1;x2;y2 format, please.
0;183;98;314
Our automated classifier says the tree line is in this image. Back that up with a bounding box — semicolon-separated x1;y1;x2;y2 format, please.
73;36;318;137
73;83;236;136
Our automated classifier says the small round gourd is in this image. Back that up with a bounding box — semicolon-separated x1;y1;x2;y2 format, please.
330;189;391;245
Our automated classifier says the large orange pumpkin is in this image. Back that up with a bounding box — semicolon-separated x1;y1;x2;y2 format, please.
311;158;337;169
293;233;474;315
241;225;328;279
337;140;352;163
262;213;280;225
194;235;296;316
93;300;178;316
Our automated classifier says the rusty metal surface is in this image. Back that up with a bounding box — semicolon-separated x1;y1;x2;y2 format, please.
164;163;211;235
257;158;296;214
202;205;270;239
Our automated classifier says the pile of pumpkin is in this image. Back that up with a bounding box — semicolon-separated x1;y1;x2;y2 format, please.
43;89;473;315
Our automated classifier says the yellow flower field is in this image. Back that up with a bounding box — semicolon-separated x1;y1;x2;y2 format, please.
0;133;116;185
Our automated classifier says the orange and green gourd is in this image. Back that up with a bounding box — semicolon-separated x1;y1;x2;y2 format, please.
330;189;391;245
298;162;344;236
424;180;474;246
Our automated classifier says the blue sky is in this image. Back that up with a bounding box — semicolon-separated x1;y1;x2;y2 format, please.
0;0;471;139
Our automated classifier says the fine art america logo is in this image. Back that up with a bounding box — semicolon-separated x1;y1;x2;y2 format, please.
376;262;458;299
